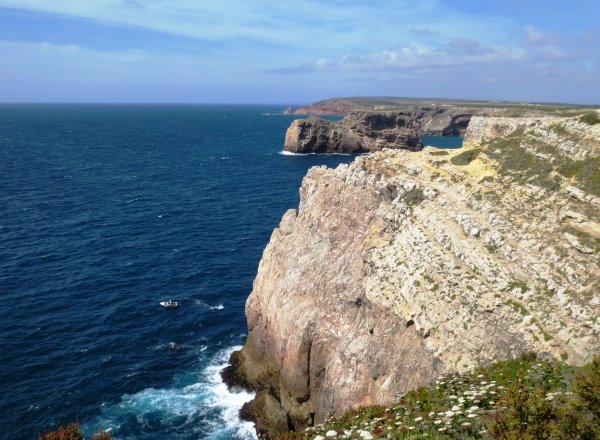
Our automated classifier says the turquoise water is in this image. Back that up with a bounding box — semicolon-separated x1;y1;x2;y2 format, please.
422;135;463;148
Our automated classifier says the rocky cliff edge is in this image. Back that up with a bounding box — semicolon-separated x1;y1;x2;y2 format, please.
224;114;600;438
284;108;491;154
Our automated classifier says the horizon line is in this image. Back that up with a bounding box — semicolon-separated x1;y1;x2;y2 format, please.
0;98;598;107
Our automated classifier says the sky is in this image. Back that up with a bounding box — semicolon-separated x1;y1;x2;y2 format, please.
0;0;598;104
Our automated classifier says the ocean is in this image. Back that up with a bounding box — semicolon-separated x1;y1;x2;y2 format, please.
0;105;353;440
0;105;460;440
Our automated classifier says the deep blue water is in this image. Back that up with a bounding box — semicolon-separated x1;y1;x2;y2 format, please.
0;105;353;440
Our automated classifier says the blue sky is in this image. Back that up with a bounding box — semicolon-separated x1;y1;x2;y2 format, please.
0;1;598;104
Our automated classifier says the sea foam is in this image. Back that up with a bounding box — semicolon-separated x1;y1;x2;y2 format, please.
84;347;256;439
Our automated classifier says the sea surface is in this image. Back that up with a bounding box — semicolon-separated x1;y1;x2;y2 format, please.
0;105;352;440
0;105;459;440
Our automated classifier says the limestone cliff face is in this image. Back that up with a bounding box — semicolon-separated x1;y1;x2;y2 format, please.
463;115;556;142
227;116;600;438
283;108;492;154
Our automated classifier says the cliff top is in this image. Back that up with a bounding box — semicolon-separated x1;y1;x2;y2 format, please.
293;96;598;117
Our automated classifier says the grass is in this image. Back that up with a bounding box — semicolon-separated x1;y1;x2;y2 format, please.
279;355;600;440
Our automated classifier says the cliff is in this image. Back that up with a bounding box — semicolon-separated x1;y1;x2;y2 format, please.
284;108;488;154
291;97;596;116
224;113;600;438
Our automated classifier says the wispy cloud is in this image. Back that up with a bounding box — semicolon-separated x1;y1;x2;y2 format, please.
0;1;598;103
0;0;511;52
266;39;526;74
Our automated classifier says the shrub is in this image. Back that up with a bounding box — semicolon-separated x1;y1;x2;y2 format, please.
450;149;480;165
580;112;600;125
278;356;599;440
405;187;425;205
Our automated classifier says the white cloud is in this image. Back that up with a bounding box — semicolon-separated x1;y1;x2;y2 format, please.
267;40;526;73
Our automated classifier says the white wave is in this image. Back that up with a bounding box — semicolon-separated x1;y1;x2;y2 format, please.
85;346;256;439
204;347;256;440
210;304;225;310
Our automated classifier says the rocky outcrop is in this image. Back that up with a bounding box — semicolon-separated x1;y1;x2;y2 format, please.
283;117;364;153
283;108;493;154
463;115;556;142
226;115;600;438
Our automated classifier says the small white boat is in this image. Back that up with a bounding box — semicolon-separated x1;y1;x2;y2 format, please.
160;300;180;308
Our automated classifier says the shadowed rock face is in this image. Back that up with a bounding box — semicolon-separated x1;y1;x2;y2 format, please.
283;117;363;153
226;115;600;438
283;108;490;154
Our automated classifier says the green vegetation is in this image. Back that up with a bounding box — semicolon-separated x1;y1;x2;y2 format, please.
483;131;562;192
405;187;425;205
280;356;600;440
506;300;530;316
450;149;480;166
485;243;499;254
559;157;600;197
580;112;600;125
39;423;112;440
507;281;528;293
563;225;600;253
430;150;449;156
481;128;600;197
311;97;598;117
542;330;554;342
